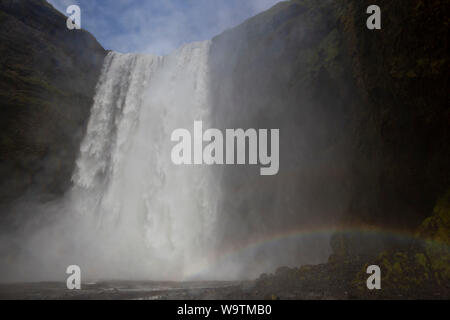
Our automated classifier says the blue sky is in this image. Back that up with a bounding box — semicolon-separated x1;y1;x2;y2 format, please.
48;0;281;55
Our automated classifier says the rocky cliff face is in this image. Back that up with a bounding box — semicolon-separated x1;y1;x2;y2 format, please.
340;0;449;229
209;0;449;241
0;0;106;208
208;0;448;296
209;0;359;264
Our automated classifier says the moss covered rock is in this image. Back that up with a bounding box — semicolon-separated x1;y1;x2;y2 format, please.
416;190;450;285
353;191;450;298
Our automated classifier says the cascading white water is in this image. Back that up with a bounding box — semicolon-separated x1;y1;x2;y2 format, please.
62;41;218;280
0;41;221;282
0;39;333;283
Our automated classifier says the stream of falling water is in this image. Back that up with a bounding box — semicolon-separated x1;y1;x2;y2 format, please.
40;41;219;280
0;39;333;283
69;41;217;280
73;41;217;280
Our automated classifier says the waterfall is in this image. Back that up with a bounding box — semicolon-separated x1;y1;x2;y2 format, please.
0;39;331;283
61;41;218;280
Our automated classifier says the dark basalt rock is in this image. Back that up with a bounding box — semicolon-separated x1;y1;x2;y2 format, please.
209;0;449;255
0;0;106;209
339;0;449;231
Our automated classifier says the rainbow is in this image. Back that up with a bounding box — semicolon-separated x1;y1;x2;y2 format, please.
183;224;447;280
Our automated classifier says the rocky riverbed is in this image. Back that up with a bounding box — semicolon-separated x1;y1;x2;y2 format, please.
0;281;246;300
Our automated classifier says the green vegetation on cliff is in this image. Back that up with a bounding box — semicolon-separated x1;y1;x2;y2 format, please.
351;191;450;298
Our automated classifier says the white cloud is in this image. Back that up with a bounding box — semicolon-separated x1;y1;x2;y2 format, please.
47;0;282;54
